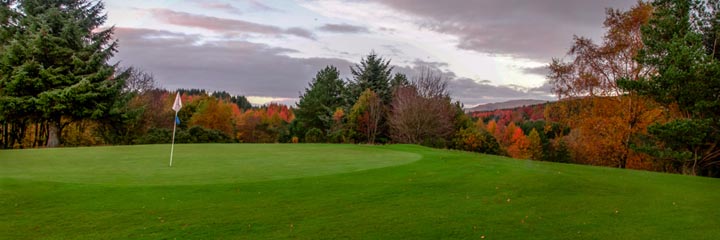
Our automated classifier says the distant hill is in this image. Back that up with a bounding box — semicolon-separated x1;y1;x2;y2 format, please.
465;99;548;113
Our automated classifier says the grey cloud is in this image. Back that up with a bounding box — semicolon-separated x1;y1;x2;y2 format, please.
248;0;282;12
382;44;403;56
192;0;242;15
318;23;370;33
149;9;315;39
368;0;636;61
393;60;554;106
112;28;555;106
520;65;550;76
410;59;448;69
285;27;316;39
378;27;397;34
112;28;351;98
529;81;555;95
449;78;555;106
191;0;280;14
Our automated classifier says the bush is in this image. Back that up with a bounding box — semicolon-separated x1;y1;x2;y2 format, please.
136;126;232;144
304;128;323;143
542;139;571;163
327;129;347;143
421;137;448;149
451;128;500;155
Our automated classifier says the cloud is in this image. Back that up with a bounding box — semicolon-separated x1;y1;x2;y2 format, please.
382;44;404;56
366;0;637;61
520;65;550;76
149;9;315;39
393;59;554;105
112;28;551;106
317;23;370;33
248;0;282;12
112;27;351;99
192;1;242;15
448;78;555;106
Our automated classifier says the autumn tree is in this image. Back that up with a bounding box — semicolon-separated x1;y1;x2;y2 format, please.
527;128;543;160
0;0;127;147
452;127;500;154
348;89;383;144
507;127;530;159
389;69;454;144
475;118;486;131
328;107;347;143
190;96;234;138
486;120;498;135
235;109;262;142
547;2;660;168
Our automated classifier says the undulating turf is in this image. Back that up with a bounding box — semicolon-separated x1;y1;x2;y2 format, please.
1;144;718;239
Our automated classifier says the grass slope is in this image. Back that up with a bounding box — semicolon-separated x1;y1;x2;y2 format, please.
1;144;718;239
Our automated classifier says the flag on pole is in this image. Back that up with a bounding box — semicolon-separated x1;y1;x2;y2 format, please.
172;92;182;112
169;92;182;167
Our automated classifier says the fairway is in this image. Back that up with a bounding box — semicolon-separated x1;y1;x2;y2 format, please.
1;144;719;239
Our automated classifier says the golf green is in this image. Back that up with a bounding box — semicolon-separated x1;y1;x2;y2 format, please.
0;144;420;185
1;144;718;239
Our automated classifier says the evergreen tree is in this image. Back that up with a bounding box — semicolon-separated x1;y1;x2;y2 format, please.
347;52;394;104
0;0;127;147
619;0;720;176
390;73;409;90
212;91;252;110
345;52;395;143
294;66;345;140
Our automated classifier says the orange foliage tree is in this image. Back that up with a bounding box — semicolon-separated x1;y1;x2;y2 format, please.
234;103;294;143
190;96;235;138
547;2;663;169
507;127;530;159
527;128;543;160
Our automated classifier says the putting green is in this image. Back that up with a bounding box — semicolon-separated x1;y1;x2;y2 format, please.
0;144;421;185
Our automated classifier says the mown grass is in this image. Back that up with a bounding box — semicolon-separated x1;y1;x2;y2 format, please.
1;144;718;239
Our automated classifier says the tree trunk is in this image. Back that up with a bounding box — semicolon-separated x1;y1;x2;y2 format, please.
47;121;60;148
1;121;6;149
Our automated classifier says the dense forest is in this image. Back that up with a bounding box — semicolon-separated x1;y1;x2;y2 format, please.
0;0;718;177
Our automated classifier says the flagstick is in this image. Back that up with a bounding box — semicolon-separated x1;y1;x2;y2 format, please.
169;112;177;167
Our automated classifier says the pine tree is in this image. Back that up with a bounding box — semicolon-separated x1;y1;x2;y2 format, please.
0;0;127;147
294;66;345;140
390;73;409;90
618;0;720;176
347;52;393;104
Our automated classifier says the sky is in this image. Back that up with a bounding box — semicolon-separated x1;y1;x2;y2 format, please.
104;0;636;107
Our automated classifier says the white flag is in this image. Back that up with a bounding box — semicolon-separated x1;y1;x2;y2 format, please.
172;92;182;112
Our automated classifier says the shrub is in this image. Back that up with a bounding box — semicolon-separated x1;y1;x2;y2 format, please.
136;126;232;144
452;128;500;155
304;128;323;143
